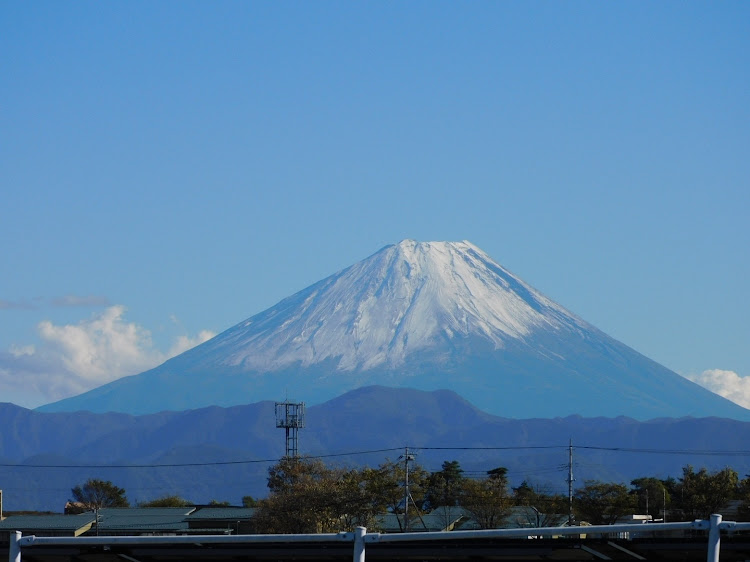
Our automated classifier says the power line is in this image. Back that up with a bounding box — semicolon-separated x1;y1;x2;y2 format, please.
419;446;566;451
577;445;750;456
0;447;405;469
1;443;748;470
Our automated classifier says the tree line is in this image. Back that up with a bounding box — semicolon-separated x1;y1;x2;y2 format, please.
69;459;750;533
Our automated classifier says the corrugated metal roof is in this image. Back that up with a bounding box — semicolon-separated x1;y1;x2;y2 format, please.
96;507;196;531
375;508;466;532
186;507;257;520
0;512;95;531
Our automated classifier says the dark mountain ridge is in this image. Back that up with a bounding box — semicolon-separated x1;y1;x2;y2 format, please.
4;387;750;512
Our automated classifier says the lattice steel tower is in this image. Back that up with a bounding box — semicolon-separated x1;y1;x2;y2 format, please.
275;401;305;458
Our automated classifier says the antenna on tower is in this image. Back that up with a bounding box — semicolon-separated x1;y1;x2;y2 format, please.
275;400;305;458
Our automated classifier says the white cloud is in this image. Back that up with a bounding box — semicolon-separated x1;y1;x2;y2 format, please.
9;344;35;357
38;305;159;384
168;330;215;357
0;306;216;408
683;369;750;409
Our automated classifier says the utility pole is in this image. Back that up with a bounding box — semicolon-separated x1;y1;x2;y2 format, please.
404;447;411;532
567;439;574;526
401;447;415;532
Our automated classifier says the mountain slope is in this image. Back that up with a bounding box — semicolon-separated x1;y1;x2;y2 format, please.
38;240;750;420
7;388;750;511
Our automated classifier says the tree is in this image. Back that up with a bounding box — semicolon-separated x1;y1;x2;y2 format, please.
462;467;512;529
425;460;467;529
368;458;429;532
425;460;465;509
573;480;635;525
736;474;750;521
70;479;129;511
630;477;671;520
255;457;386;533
255;457;338;533
358;463;404;518
333;467;387;531
139;495;192;508
208;499;231;507
254;456;436;534
674;465;738;519
513;480;569;527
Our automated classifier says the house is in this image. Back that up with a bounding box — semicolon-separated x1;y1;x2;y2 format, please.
0;504;259;552
375;507;469;533
185;507;257;535
0;512;96;553
84;507;197;536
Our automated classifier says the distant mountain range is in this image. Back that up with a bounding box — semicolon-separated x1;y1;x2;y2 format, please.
37;240;750;421
5;387;750;512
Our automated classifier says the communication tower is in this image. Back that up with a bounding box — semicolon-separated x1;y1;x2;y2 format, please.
275;401;305;458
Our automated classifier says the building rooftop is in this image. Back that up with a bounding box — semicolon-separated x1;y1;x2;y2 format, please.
96;507;196;532
186;507;257;521
0;512;95;533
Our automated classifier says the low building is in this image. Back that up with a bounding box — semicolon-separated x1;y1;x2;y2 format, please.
85;507;197;536
0;512;96;554
1;504;260;553
185;507;257;534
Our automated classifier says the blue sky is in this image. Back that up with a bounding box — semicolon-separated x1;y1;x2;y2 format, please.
1;2;748;409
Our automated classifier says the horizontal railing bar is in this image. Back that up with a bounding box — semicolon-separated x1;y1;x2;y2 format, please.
720;522;750;531
14;519;724;549
365;520;708;543
19;532;354;547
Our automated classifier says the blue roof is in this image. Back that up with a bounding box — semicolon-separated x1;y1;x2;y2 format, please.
96;507;196;531
186;507;257;520
375;507;467;533
0;513;95;532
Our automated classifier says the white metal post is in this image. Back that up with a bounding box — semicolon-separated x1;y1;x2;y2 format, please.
353;526;366;562
707;513;722;562
9;531;21;562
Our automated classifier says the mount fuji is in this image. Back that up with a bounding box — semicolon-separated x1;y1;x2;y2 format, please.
39;240;750;420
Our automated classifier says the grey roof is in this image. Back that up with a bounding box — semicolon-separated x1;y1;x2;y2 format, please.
186;507;257;521
375;508;466;533
96;507;196;531
375;506;572;533
0;513;95;532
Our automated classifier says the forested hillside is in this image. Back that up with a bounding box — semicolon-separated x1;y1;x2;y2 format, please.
3;387;750;511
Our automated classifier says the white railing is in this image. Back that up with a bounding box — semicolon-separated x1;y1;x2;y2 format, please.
10;514;750;562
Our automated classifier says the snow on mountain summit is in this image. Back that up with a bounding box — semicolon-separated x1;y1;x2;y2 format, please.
38;239;750;420
211;240;582;372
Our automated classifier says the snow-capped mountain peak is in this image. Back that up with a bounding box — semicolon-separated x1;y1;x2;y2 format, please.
212;240;580;372
38;240;750;421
